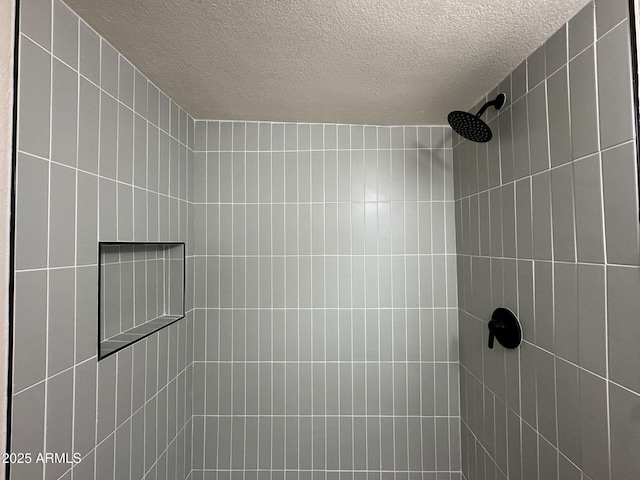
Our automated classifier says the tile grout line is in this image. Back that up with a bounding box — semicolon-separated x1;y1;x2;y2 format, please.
70;11;81;479
41;3;55;476
199;119;208;472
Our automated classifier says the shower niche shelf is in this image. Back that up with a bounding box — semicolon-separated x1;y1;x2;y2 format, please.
98;242;185;359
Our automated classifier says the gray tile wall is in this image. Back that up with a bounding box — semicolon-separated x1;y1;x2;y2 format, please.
12;0;196;478
453;0;640;478
21;0;639;479
190;121;461;479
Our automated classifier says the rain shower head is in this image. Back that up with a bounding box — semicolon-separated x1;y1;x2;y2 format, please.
447;93;506;143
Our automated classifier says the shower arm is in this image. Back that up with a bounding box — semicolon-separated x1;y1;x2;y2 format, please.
474;102;493;118
474;93;507;118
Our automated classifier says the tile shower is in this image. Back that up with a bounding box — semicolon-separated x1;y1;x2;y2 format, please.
189;122;459;479
7;1;640;480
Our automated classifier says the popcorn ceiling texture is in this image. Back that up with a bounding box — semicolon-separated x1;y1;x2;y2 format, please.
63;0;590;125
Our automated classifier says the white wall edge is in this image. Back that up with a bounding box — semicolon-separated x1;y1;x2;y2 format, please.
0;0;15;477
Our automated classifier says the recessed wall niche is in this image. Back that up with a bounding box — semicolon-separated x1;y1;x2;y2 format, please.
98;242;185;359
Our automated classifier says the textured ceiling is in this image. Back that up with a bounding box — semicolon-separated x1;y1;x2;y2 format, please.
65;0;590;125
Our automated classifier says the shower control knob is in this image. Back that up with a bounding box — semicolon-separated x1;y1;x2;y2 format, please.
487;308;522;350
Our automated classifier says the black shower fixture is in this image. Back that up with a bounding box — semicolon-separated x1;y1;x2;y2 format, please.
487;307;522;349
447;93;506;143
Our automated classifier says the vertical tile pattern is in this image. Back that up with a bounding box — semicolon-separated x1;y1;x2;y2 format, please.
454;2;640;479
12;1;195;478
192;122;460;478
14;2;640;480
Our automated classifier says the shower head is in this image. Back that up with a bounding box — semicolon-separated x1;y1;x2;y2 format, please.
447;110;493;143
447;93;506;143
